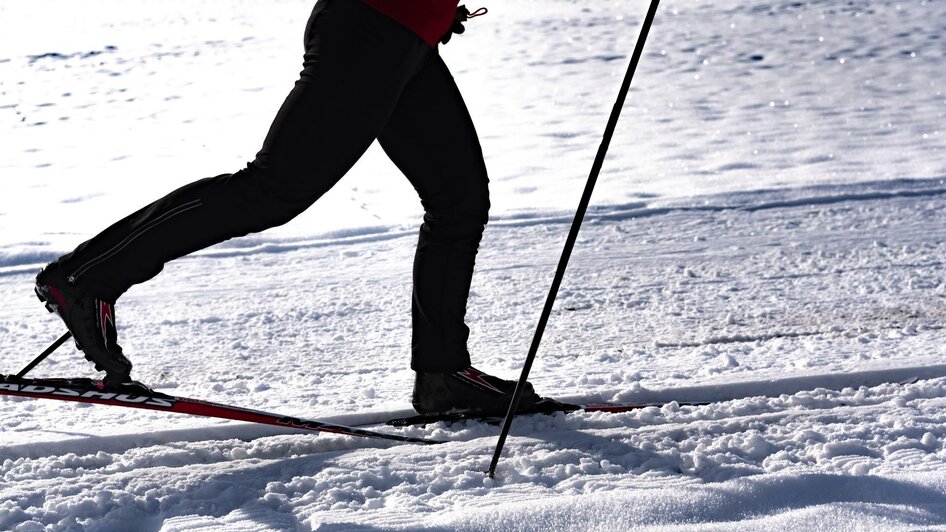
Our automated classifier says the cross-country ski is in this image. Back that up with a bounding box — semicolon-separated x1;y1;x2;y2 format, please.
385;399;711;427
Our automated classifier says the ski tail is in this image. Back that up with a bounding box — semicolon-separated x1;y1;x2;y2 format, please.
0;375;443;445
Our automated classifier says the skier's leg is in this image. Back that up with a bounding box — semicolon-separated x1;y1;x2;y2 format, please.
37;0;431;384
56;0;429;302
378;52;544;415
377;53;490;373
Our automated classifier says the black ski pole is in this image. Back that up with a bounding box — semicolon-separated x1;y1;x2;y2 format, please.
487;0;662;478
16;331;72;378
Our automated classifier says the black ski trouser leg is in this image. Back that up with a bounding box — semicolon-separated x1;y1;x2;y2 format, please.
378;53;490;373
54;0;488;373
57;0;431;302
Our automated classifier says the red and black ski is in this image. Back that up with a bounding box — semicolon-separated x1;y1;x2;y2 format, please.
0;375;709;435
0;375;444;445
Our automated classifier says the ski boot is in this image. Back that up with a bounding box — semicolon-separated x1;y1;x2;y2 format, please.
35;261;134;389
412;366;546;415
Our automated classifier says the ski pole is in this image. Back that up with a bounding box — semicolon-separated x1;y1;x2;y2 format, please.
16;331;72;378
487;0;662;478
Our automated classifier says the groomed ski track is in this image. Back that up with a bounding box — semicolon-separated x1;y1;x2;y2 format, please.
2;184;945;529
3;364;945;462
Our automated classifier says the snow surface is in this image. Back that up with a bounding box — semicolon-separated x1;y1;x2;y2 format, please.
1;0;946;530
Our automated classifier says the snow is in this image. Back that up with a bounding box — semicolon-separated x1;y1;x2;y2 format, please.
1;0;946;530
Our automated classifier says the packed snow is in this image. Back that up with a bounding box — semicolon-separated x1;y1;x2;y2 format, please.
1;0;945;530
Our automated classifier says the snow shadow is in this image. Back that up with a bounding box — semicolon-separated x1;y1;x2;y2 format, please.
421;473;946;531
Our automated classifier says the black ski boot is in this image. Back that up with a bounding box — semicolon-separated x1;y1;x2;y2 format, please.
35;261;134;389
412;366;543;415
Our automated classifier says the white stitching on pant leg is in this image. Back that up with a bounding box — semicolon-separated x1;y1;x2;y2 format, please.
70;199;204;282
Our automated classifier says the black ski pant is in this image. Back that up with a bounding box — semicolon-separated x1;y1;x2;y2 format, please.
56;0;488;373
